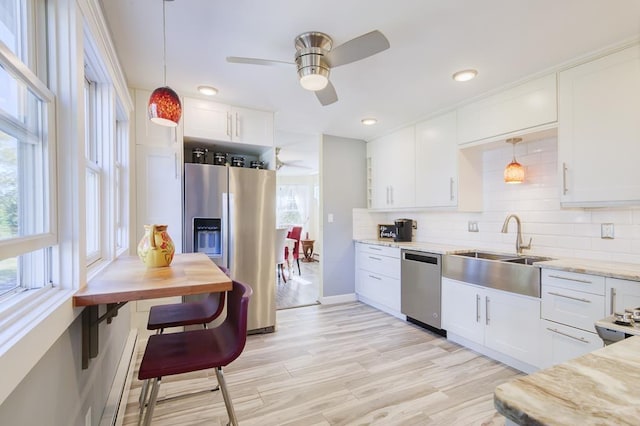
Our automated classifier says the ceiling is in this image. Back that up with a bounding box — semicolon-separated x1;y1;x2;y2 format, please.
100;0;640;173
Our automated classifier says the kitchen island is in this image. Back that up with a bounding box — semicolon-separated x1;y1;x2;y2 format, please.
494;336;640;425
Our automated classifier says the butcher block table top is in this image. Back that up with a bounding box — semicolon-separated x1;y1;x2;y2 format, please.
73;252;231;307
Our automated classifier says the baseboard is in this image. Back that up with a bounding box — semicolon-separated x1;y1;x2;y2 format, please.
319;293;357;305
100;329;138;426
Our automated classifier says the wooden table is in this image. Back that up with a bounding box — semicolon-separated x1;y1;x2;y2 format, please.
73;253;231;368
301;239;315;262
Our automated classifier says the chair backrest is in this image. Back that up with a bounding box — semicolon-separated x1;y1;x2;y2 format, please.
287;226;303;259
275;228;288;264
222;280;253;364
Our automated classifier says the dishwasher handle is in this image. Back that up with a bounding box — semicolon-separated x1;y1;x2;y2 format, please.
403;252;439;265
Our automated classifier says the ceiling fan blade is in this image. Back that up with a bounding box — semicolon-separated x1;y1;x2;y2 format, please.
226;56;294;67
325;30;390;68
315;81;338;106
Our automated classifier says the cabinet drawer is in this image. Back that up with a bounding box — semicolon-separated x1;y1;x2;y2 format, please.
540;320;602;369
359;253;400;279
356;269;401;312
542;285;605;332
357;243;400;259
541;268;605;295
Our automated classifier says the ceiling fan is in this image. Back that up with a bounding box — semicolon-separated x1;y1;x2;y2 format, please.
227;30;390;106
275;147;310;171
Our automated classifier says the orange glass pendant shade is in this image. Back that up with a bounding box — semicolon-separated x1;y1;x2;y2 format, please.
148;86;182;127
504;160;525;184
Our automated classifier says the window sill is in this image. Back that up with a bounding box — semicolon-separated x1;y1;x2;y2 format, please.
0;287;78;405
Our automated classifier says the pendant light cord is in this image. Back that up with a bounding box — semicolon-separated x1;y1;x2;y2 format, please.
162;0;167;86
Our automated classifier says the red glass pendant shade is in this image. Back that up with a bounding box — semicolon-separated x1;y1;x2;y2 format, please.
148;86;182;127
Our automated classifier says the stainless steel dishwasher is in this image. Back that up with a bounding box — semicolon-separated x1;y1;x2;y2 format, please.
401;250;444;334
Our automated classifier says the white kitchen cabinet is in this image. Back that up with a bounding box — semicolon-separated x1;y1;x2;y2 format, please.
183;97;274;147
355;243;402;317
558;45;640;206
539;268;604;367
367;126;415;209
442;277;541;369
457;73;557;145
605;277;640;316
414;111;482;211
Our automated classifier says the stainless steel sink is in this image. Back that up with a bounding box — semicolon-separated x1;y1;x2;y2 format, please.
443;251;554;298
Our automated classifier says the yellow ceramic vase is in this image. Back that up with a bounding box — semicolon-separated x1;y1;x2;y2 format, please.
137;224;175;267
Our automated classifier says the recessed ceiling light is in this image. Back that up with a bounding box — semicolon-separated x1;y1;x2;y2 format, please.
452;69;478;82
197;85;218;96
361;118;377;126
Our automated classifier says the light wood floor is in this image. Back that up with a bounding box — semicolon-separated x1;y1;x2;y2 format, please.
123;302;522;425
276;260;320;310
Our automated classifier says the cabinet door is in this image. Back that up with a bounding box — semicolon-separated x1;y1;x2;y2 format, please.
415;111;457;207
135;89;177;147
232;106;274;146
484;289;541;368
558;45;640;205
606;277;640;316
356;268;401;313
441;278;484;345
367;126;415;208
457;73;557;145
135;144;182;252
183;97;231;141
540;320;602;369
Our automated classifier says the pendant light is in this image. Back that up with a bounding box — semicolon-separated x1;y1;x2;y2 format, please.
148;0;182;127
504;137;525;184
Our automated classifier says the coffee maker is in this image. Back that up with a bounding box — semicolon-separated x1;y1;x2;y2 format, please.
394;219;413;242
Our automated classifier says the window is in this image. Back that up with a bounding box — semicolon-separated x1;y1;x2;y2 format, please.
84;78;101;265
0;0;55;300
115;120;128;252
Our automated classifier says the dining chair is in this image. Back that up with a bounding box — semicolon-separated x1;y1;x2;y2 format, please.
275;228;289;283
285;226;303;276
138;280;252;426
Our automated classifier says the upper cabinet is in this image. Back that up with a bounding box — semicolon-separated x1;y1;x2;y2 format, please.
558;45;640;206
135;88;180;147
183;97;274;147
457;73;557;145
414;111;482;211
367;126;415;209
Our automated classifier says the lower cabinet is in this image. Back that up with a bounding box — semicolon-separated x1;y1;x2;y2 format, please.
539;320;603;369
442;277;541;370
355;243;403;318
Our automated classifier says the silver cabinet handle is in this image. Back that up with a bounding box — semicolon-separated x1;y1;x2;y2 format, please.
610;287;617;315
368;274;382;281
368;246;382;251
226;112;232;137
386;186;390;204
174;152;178;179
547;291;591;303
235;112;239;137
449;177;454;201
368;256;382;261
546;327;590;344
485;296;490;325
548;274;592;284
562;162;568;195
390;186;394;204
476;294;481;323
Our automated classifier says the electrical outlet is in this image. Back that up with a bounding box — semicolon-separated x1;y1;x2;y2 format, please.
601;223;614;239
468;221;479;232
327;213;334;223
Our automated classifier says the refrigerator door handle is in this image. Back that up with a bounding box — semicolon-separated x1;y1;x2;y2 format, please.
222;192;230;271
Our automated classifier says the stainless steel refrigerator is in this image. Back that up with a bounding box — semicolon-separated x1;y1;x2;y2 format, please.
183;163;276;333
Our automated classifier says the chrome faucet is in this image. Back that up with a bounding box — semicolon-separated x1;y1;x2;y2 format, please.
501;214;532;255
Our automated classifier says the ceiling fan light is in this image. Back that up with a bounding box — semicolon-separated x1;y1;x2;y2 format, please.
148;86;182;127
453;69;478;82
299;73;329;91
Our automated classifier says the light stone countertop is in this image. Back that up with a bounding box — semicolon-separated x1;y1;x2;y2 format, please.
356;239;640;282
494;336;640;425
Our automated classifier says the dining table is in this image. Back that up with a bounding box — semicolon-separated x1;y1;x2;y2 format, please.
73;252;231;369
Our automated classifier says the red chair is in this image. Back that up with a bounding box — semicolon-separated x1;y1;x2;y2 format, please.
285;226;302;275
138;280;252;426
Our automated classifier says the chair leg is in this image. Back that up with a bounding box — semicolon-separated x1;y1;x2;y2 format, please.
138;379;150;415
141;377;161;426
296;258;301;275
215;367;238;426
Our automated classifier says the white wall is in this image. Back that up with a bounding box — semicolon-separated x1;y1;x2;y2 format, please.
355;136;640;264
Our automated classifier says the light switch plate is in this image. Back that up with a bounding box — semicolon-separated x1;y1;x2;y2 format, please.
327;213;334;223
601;223;614;239
468;221;479;232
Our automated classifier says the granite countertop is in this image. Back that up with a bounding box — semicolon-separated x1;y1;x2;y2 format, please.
356;239;640;282
494;336;640;425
